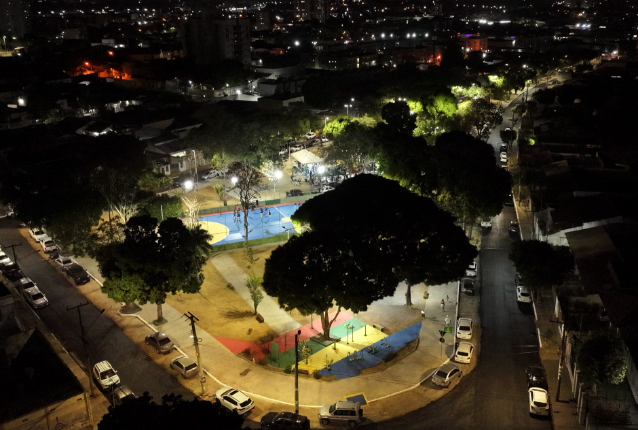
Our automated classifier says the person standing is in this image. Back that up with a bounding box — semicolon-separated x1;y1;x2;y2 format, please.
445;315;450;327
440;299;445;312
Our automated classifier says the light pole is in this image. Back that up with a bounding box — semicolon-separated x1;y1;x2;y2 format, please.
294;329;301;414
273;170;282;198
344;104;352;117
324;116;329;127
183;180;193;194
192;149;197;187
317;165;325;186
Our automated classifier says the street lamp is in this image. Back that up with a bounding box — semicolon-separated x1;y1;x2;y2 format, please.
231;176;238;186
324;116;329;127
344;104;352;117
273;170;282;198
317;165;325;186
183;180;193;192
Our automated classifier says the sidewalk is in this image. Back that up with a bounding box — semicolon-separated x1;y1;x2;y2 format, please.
534;295;581;430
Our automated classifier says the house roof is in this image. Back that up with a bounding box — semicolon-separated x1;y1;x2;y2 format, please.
550;193;637;233
291;149;323;165
0;329;84;424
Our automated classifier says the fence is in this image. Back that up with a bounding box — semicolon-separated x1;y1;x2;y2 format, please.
196;193;317;218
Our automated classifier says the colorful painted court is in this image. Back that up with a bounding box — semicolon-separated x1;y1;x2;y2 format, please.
215;313;422;380
199;203;301;245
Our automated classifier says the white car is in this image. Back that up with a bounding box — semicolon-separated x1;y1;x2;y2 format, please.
466;262;477;278
320;136;328;143
23;284;49;308
517;285;532;303
93;361;120;392
454;341;474;364
40;238;59;253
0;251;11;266
305;131;316;139
500;152;508;163
290;143;304;152
54;255;74;268
456;318;473;339
321;185;335;193
215;387;255;415
29;228;48;242
201;170;219;180
529;387;550;416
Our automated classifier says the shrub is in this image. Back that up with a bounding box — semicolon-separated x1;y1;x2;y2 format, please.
312;369;322;379
284;365;293;374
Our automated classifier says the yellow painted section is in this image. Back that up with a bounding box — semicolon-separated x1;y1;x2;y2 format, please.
200;221;230;244
298;326;387;373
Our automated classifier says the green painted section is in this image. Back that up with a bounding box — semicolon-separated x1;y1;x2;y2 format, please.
329;318;367;339
270;337;328;368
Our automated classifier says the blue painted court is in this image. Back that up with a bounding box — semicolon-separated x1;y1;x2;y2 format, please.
199;203;303;245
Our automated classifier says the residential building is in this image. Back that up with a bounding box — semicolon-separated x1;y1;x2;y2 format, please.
255;10;270;31
181;16;251;68
458;34;488;53
0;0;29;38
294;0;325;23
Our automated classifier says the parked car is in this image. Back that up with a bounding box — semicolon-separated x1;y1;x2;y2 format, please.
170;355;199;378
431;363;462;387
500;144;508;153
503;193;514;206
1;261;23;281
456;318;474;339
279;148;288;156
216;387;255;415
40;238;59;253
0;251;11;266
526;366;548;389
466;262;477;278
500;152;508;163
528;387;550;416
454;342;474;364
318;401;362;427
286;189;304;198
290;143;304;152
480;219;492;228
23;285;49;309
320;136;328;143
63;263;91;285
515;272;522;284
54;255;74;268
93;361;120;392
517;285;532;303
305;131;316;139
29;227;48;242
145;332;174;354
460;278;475;296
112;386;137;406
201;170;219;180
321;185;335;193
509;220;520;233
261;412;310;430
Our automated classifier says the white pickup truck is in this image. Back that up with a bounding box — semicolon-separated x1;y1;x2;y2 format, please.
480;219;492;228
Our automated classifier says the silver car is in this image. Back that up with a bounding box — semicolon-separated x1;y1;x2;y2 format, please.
170;355;199;378
23;285;49;308
145;332;174;354
318;401;362;427
216;387;254;415
432;363;462;388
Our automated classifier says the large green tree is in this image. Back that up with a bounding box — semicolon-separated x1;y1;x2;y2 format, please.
576;335;627;386
96;215;212;323
267;175;476;314
463;98;505;136
508;240;574;296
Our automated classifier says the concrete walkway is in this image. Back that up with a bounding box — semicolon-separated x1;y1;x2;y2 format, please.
211;253;301;335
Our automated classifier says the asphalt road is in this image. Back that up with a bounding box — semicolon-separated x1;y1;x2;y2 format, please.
0;217;193;404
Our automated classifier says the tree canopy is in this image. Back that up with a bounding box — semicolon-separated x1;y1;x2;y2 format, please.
576;335;627;385
98;392;245;430
508;240;574;294
96;215;212;322
263;175;476;332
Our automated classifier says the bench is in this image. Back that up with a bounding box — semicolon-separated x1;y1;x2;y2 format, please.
227;283;234;290
256;314;264;323
372;324;386;333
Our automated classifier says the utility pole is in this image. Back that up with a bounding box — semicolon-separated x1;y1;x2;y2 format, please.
67;302;95;395
4;243;22;265
294;329;301;414
556;324;567;402
184;312;206;395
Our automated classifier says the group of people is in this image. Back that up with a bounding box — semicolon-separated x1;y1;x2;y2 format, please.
232;204;273;223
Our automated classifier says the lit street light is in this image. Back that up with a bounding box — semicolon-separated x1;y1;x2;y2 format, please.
183;180;193;192
317;165;325;186
324;116;329;127
344;104;352;117
273;170;282;197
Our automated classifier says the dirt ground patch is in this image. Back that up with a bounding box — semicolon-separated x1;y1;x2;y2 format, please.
165;260;278;343
228;245;310;327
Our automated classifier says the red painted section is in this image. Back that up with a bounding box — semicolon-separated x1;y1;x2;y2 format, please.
271;311;352;353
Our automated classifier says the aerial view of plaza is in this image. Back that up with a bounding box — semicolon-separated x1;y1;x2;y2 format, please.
1;0;637;428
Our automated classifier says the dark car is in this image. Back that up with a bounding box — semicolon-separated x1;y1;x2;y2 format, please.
526;366;548;389
261;412;310;430
503;193;514;206
500;144;508;153
2;262;24;282
509;220;520;233
64;263;91;285
460;278;475;296
286;189;304;198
